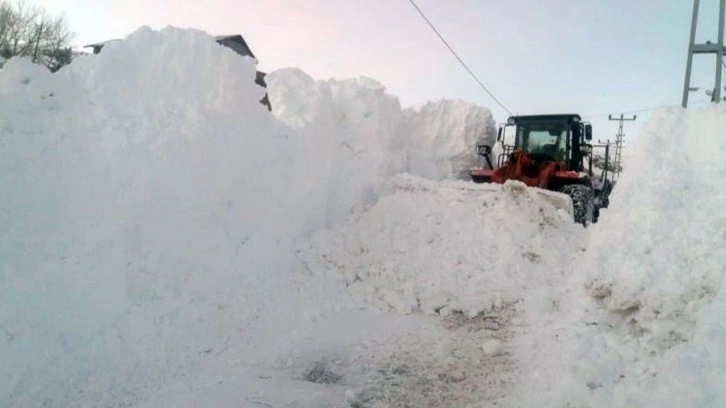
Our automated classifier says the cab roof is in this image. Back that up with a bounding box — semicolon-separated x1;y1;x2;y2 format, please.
508;114;582;123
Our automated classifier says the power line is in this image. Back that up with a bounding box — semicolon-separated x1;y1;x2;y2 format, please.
406;0;513;116
582;100;710;119
582;106;666;119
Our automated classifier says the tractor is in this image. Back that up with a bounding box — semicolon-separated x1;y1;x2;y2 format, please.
470;114;613;225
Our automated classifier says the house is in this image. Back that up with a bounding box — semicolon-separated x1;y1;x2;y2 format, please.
83;34;271;110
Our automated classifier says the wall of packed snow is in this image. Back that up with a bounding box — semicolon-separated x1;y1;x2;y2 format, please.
266;68;495;225
0;27;494;407
266;69;496;181
0;28;308;406
511;105;726;407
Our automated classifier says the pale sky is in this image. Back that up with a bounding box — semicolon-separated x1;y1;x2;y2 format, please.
33;0;725;139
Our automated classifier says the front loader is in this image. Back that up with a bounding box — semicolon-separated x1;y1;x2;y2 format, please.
470;114;613;225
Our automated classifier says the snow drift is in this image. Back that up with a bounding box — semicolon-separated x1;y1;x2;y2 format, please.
511;105;726;407
1;27;312;407
266;68;495;179
0;27;496;407
266;68;495;226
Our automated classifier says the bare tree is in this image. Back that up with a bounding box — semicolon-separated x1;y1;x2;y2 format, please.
4;1;37;56
0;2;13;55
42;14;72;71
0;0;74;71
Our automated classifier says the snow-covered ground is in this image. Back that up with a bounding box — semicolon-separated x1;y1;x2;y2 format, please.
2;27;725;408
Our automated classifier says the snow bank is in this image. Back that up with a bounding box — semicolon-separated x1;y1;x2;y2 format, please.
0;27;499;407
588;106;726;352
0;27;318;407
403;99;495;179
266;68;407;225
511;105;726;407
266;68;495;184
266;68;494;225
303;174;584;317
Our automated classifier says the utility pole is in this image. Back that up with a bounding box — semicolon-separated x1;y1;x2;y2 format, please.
683;0;726;107
596;139;613;182
608;114;636;179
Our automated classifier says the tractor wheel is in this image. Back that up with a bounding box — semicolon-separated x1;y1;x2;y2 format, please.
560;184;594;226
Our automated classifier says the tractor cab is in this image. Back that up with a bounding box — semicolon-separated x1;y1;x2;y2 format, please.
470;113;610;226
472;114;593;186
500;114;592;172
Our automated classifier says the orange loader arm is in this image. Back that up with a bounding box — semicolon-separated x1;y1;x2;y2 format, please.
491;150;558;189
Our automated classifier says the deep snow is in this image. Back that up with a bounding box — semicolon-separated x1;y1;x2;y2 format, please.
303;175;584;317
509;105;726;408
0;27;501;407
2;26;725;408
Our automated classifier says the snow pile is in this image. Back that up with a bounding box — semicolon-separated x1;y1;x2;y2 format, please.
512;105;726;407
267;68;407;225
0;27;322;407
403;99;495;179
588;105;726;355
303;174;585;317
0;27;503;407
266;68;495;185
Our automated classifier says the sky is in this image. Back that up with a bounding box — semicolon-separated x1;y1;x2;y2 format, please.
30;0;725;141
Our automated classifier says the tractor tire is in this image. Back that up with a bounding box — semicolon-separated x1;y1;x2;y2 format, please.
560;184;594;226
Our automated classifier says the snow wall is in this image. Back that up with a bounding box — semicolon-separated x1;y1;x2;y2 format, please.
511;105;726;407
0;27;494;406
265;68;495;224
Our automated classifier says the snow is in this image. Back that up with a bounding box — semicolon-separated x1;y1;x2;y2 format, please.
0;27;503;407
266;68;495;182
2;25;726;408
303;175;583;317
508;105;726;407
1;27;312;407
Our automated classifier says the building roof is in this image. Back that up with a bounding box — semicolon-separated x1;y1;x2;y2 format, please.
83;34;258;60
214;34;256;59
83;39;121;49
